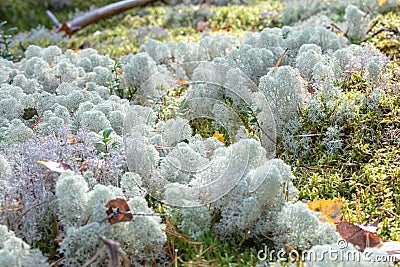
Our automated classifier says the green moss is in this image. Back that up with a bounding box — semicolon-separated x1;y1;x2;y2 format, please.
290;67;400;240
0;0;118;32
208;1;283;32
166;230;261;266
368;9;400;61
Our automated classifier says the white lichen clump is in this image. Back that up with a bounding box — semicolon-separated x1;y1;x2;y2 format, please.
56;171;167;266
0;225;48;267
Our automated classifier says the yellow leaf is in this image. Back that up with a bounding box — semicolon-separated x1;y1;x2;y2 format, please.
379;0;387;6
213;131;225;143
306;198;343;224
176;78;191;86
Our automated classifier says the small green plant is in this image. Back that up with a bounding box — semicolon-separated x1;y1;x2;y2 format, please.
0;21;20;62
96;129;119;153
108;61;124;98
109;60;138;100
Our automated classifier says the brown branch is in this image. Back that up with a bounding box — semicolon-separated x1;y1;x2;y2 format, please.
13;201;48;226
154;145;175;151
98;235;130;267
0;201;22;213
28;113;43;129
297;104;312;128
82;245;107;267
49;256;65;267
47;0;159;36
378;207;400;219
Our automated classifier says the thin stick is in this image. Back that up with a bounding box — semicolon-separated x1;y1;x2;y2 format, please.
174;249;178;267
297;104;313;128
295;133;322;137
48;256;65;267
130;212;166;217
118;247;130;267
99;235;130;267
14;201;48;226
28;113;43;129
273;48;288;73
46;10;61;28
82;245;107;267
47;0;158;35
0;201;22;213
154;145;175;151
379;207;400;219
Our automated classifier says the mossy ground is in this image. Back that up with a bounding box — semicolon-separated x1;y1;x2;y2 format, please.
2;0;400;265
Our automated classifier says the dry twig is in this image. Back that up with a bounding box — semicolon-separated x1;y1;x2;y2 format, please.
82;235;130;267
47;0;159;35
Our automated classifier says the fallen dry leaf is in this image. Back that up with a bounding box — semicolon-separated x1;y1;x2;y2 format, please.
336;221;382;251
106;198;133;225
306;198;343;223
37;160;73;173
